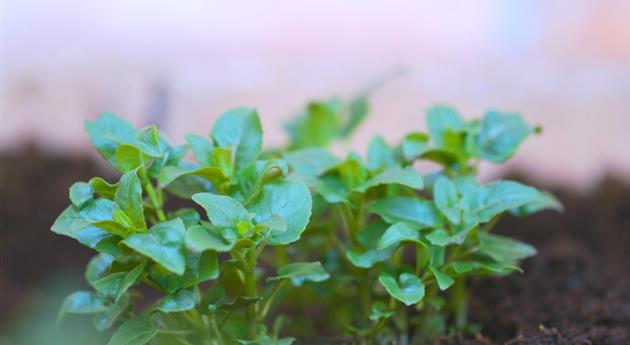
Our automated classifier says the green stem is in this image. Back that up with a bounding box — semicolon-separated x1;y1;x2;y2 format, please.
258;280;286;320
450;277;468;331
145;181;167;222
209;315;225;345
244;247;258;338
369;317;387;344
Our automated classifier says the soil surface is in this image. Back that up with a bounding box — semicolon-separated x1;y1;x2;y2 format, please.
1;147;629;344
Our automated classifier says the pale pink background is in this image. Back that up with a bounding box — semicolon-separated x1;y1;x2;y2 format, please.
2;0;630;188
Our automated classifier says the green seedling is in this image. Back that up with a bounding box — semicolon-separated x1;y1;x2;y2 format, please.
53;109;325;345
283;105;561;344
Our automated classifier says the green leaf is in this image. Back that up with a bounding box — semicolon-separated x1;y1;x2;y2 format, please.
89;177;118;199
114;170;146;231
378;272;425;306
92;295;131;331
376;222;423;249
69;182;93;208
108;318;157;345
369;301;394;321
186;224;234;252
268;262;330;286
157;287;197;313
168;208;201;228
337;153;368;189
429;267;454;290
477;232;537;262
287;101;339;148
447;260;522;276
426;106;464;148
511;191;563;216
369;196;443;228
347;246;397;269
151;252;219;293
235;159;289;203
165;173;213;199
354;166;423;193
92;272;126;298
113;145;145;172
425;223;477;246
122;218;186;275
211;107;262;170
51;205;117;248
135;126;163;158
192;193;251;229
85;113;136;161
85;254;114;286
284;148;341;177
186;134;214;166
310;175;350;204
400;132;429;161
341;96;369;137
247;180;312;245
433;176;461;224
159;165;227;190
476;110;534;163
115;260;148;302
57;291;108;325
460;180;543;223
367;136;396;171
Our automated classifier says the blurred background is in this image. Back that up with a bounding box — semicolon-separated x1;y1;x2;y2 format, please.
1;1;630;344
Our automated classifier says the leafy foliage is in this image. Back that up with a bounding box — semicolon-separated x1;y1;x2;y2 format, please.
53;100;559;344
54;110;319;345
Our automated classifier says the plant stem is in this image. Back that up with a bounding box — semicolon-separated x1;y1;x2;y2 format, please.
209;315;225;345
258;279;286;320
449;277;468;331
145;181;167;222
244;246;258;338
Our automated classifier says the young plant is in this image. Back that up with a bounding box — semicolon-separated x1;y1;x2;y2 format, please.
53;109;327;345
283;105;562;343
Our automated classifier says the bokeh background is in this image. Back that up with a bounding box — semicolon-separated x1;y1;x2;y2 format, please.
1;1;630;344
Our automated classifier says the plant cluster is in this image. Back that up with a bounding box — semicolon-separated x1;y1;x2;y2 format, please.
53;98;561;345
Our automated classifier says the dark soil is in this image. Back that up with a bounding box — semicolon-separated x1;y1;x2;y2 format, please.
1;147;629;344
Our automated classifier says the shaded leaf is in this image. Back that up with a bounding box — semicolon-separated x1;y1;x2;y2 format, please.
192;193;251;228
122;218;186;275
157;287;197;313
57;291;107;325
369;196;443;228
114;170;146;231
268;262;330;286
85;113;136;161
107;318;157;345
477;232;537;263
284;148;341;177
69;182;93;208
347;246;396;269
354;166;423;193
186;224;234;252
426;106;464;148
186;134;214;166
476;110;534;163
377;222;423;249
211;108;262;170
367;136;396;171
378;272;425;306
433;176;461;224
247;180;312;245
425;223;477;246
